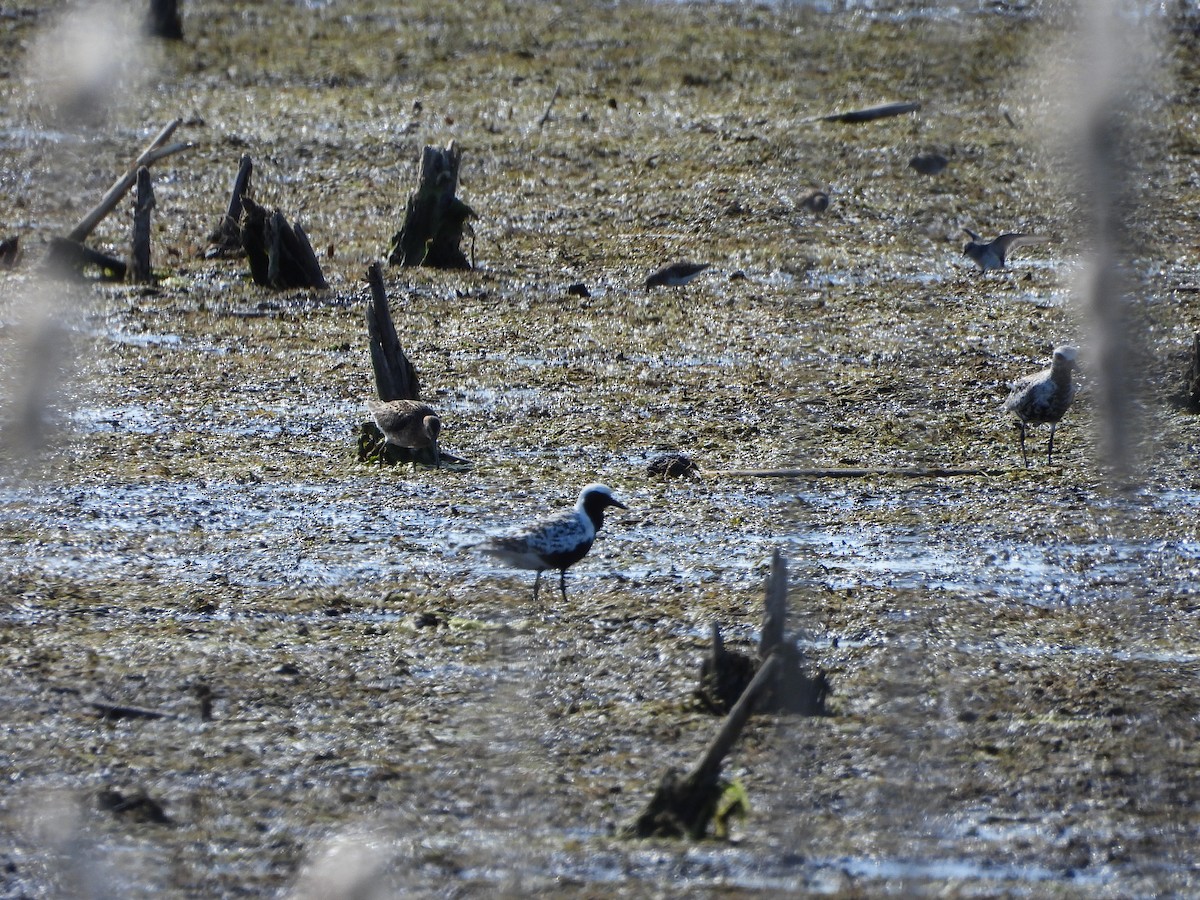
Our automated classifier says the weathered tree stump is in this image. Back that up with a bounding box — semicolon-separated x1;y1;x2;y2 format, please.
626;551;830;840
128;166;155;283
697;550;830;716
357;263;463;468
1186;334;1200;412
365;262;420;402
240;196;327;290
206;154;252;258
145;0;183;40
387;141;475;269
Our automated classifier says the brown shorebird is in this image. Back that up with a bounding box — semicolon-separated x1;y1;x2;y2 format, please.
478;483;627;604
366;399;441;466
1004;346;1077;467
645;261;710;289
962;229;1048;272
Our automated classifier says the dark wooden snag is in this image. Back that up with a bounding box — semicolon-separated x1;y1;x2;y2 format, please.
206;153;253;258
1187;334;1200;412
128;166;155;283
0;236;19;268
43;237;127;281
627;551;830;840
387;141;475;269
358;262;430;466
239;196;327;290
365;262;420;402
145;0;183;40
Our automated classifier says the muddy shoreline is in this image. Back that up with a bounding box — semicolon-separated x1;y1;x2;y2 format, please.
3;1;1200;896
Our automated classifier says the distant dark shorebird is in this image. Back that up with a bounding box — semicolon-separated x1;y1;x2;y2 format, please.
1004;346;1077;467
479;483;627;604
366;399;441;466
963;229;1048;272
909;151;949;175
645;261;710;289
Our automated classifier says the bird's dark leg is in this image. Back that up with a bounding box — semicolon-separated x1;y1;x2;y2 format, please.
559;569;568;604
1017;421;1029;468
532;570;542;605
1047;423;1057;466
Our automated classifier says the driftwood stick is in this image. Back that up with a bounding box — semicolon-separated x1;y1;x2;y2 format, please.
86;698;176;721
803;100;921;125
129;166;155;283
708;466;1008;479
537;84;561;128
365;262;420;401
67;118;189;243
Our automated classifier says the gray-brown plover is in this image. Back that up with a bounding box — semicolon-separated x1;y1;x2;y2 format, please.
645;261;710;289
479;483;627;604
1004;346;1077;467
366;399;441;466
963;229;1048;272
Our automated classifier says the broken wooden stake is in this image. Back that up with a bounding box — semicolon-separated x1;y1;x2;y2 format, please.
358;262;468;468
0;236;19;268
365;262;420;402
207;153;253;257
240;196;327;290
66;118;191;244
387;141;475;269
129;166;155;283
145;0;183;39
1186;333;1200;412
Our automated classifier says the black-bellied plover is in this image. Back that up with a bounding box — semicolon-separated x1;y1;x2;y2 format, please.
1004;346;1077;467
366;399;441;466
962;229;1048;272
479;483;627;604
645;261;710;289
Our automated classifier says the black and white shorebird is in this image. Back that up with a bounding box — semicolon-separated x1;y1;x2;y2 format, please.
366;399;441;466
962;229;1048;272
645;261;710;289
478;483;627;604
1004;346;1077;467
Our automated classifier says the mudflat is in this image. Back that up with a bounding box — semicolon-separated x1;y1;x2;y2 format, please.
2;1;1200;895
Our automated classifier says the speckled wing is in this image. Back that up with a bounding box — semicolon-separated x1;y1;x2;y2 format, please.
480;508;595;570
367;399;430;433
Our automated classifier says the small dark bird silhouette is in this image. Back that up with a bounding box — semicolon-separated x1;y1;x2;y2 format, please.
645;261;710;289
797;189;829;213
1004;346;1077;467
366;399;441;466
963;229;1048;272
478;483;627;604
909;151;949;175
